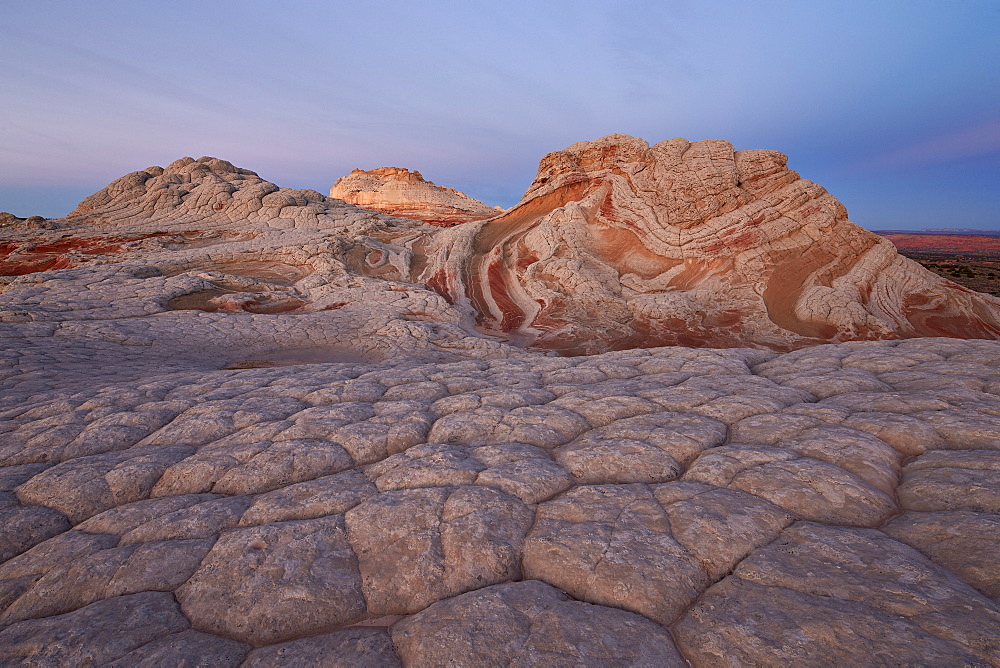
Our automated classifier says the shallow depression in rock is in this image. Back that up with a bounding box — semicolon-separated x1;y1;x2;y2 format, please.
164;260;312;286
223;345;375;368
167;288;307;314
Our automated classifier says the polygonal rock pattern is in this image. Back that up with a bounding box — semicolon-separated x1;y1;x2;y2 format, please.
674;522;1000;665
1;146;1000;663
391;580;686;665
2;335;998;663
344;485;533;615
884;511;1000;601
0;593;194;665
175;515;365;644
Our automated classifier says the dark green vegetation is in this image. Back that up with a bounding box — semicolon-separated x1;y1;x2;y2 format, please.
902;250;1000;297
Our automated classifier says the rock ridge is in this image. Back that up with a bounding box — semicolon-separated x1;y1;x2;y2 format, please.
412;134;1000;353
330;166;502;226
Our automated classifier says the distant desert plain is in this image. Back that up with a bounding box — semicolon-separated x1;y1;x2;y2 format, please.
876;231;1000;298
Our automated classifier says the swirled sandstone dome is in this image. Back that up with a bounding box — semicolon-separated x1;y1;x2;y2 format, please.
415;134;1000;353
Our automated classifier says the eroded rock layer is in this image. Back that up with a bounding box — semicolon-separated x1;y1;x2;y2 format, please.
1;149;999;664
413;135;1000;353
330;167;502;226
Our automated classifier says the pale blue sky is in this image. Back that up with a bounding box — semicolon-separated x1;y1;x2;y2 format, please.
1;0;998;230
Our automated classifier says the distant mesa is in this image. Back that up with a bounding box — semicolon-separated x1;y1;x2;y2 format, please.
330;167;503;227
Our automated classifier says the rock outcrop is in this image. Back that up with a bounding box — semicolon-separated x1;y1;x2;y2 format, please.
330;167;502;226
1;145;999;664
414;135;1000;353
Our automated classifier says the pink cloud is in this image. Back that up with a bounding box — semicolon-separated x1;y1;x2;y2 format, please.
870;119;1000;168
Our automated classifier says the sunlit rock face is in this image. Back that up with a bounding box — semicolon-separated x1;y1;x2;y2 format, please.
330;167;502;227
416;134;1000;353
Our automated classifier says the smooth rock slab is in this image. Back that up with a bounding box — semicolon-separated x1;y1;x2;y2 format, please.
650;481;793;580
0;504;70;562
0;592;190;665
554;411;727;485
674;522;1000;665
474;456;573;504
897;450;1000;513
210;438;356;495
239;470;376;525
391;580;685;666
345;485;533;615
0;538;212;625
75;493;218;536
841;411;944;456
682;444;898;526
0;530;118;581
675;576;986;666
106;629;250;667
884;510;1000;600
14;444;194;524
522;484;709;625
242;627;400;667
776;424;902;496
365;443;485;491
120;495;253;544
912;408;1000;449
176;515;365;645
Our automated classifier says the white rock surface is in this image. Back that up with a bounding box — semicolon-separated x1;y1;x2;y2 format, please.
330;167;502;226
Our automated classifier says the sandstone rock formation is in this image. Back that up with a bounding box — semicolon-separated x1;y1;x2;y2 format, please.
1;147;999;664
330;167;502;226
412;135;1000;353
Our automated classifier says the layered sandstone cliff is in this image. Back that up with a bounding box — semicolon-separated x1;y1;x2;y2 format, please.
330;167;502;226
412;135;1000;353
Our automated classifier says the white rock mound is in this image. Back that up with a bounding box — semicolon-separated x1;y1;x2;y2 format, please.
330;167;502;226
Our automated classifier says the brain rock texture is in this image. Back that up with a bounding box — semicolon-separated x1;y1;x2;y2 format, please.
0;138;999;665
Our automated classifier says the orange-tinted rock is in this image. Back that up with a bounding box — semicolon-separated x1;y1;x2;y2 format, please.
414;135;1000;352
330;167;502;226
0;233;171;277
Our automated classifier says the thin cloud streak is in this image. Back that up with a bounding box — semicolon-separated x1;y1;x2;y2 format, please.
867;120;1000;170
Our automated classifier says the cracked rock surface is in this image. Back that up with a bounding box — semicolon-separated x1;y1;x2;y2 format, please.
1;150;999;665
